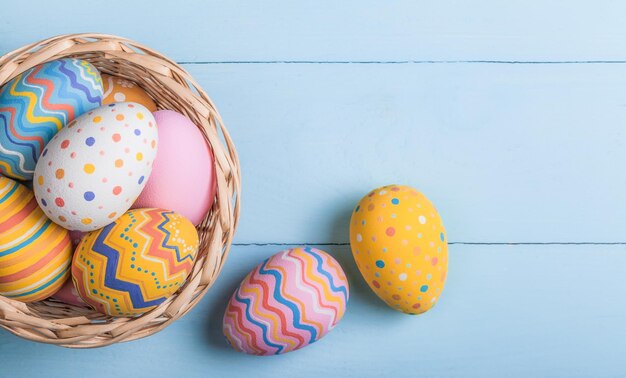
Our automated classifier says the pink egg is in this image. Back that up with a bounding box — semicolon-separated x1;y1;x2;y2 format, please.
132;110;216;225
69;230;86;247
51;279;87;307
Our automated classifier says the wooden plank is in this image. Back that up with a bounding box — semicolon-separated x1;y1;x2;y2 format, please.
184;63;626;243
1;244;624;377
2;1;626;62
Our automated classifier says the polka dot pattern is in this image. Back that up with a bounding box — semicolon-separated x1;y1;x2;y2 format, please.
101;74;157;112
349;185;448;315
33;102;158;232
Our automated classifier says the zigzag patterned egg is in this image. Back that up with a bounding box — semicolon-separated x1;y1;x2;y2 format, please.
71;208;199;316
0;176;72;302
0;58;103;180
223;247;349;355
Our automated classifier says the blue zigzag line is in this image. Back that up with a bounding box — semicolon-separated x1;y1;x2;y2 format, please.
303;247;349;302
0;116;21;173
0;69;64;163
73;59;103;90
2;75;59;136
4;87;61;135
41;62;85;119
258;259;318;343
0;100;43;163
233;289;284;354
156;211;195;263
57;59;102;105
91;223;165;309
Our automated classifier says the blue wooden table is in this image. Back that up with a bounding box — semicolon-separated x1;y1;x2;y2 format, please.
1;1;626;376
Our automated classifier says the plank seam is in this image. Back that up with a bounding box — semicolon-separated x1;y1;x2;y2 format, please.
178;60;626;65
232;242;626;246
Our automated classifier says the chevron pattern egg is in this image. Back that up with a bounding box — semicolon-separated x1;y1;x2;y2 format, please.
71;208;199;316
0;176;72;302
0;58;103;180
223;247;349;355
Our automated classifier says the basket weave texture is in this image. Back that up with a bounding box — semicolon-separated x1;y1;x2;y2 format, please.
0;33;241;348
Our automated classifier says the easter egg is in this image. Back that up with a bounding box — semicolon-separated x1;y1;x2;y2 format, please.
72;208;199;316
0;177;72;302
52;279;87;307
132;110;216;225
69;230;86;247
33;102;158;232
349;185;448;315
101;74;157;112
0;58;103;180
223;247;349;355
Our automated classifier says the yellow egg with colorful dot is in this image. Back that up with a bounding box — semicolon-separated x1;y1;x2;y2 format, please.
349;184;448;314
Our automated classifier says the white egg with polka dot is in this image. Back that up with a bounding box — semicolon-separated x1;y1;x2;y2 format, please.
33;102;158;231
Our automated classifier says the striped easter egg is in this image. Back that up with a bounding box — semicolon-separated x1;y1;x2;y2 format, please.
223;247;349;355
0;58;103;180
0;176;72;302
72;208;199;316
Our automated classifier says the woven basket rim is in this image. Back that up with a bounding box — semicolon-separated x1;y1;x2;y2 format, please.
0;33;241;348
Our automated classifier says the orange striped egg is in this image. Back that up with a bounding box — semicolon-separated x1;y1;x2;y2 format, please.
0;177;72;302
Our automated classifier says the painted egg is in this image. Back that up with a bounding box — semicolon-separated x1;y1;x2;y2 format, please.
223;247;349;355
52;279;87;307
72;208;199;316
101;74;157;112
0;58;103;180
132;110;216;225
349;185;448;314
0;177;72;302
33;102;158;231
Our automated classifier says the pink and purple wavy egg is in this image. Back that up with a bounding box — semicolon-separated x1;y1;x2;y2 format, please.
223;247;349;355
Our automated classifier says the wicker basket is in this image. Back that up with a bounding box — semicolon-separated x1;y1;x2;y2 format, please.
0;34;241;348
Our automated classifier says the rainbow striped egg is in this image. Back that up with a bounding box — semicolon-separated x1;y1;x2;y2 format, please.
0;176;72;302
72;208;199;316
0;58;103;180
223;247;349;355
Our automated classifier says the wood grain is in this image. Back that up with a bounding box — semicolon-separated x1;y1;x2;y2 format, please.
1;1;626;62
0;244;624;377
184;63;626;243
1;2;624;376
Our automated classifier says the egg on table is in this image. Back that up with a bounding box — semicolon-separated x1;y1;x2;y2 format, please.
0;176;72;302
349;185;448;315
72;208;199;316
33;102;158;231
223;247;349;355
0;58;103;180
132;110;216;226
101;74;157;112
